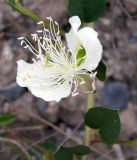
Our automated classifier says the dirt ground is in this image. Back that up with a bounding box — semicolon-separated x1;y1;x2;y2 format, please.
0;0;137;159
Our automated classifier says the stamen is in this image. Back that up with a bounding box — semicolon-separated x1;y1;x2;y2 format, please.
72;92;79;97
18;17;97;96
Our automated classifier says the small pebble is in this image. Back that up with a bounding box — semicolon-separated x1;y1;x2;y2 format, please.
0;83;26;101
130;32;137;43
100;81;129;109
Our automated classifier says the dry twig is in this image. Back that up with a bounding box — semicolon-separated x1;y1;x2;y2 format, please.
6;125;43;132
113;144;125;160
0;137;31;160
29;112;81;143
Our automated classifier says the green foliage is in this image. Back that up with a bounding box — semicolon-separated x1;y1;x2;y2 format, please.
76;47;86;67
85;107;121;144
39;145;91;160
0;114;16;125
94;61;106;81
54;147;73;160
41;143;57;152
6;0;20;11
42;150;54;160
66;145;90;156
27;147;39;157
7;0;15;5
68;0;106;22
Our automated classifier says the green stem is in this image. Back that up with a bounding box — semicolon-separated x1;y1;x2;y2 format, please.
15;0;20;3
82;93;95;160
91;139;137;145
6;1;65;36
117;140;137;145
81;22;95;160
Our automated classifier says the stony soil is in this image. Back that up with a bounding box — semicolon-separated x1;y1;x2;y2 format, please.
0;0;137;159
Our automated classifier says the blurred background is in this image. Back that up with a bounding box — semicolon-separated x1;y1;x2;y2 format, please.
0;0;137;159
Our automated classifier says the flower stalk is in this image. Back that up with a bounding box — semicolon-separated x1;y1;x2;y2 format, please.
82;93;95;160
82;21;96;160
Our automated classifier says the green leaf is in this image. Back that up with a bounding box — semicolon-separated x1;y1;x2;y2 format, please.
68;0;106;22
54;147;73;160
66;145;90;156
43;150;54;160
0;114;16;125
76;47;86;67
27;147;40;157
85;107;113;129
41;143;57;152
6;0;18;11
99;114;121;145
85;107;121;144
94;61;106;81
7;0;15;5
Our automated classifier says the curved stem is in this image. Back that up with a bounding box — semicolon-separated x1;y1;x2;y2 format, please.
6;1;65;36
0;137;31;160
29;112;79;143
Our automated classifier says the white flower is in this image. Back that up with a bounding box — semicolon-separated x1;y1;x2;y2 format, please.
16;16;102;102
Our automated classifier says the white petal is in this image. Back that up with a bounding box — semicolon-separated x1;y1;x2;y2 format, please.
30;82;71;102
16;60;71;101
77;27;102;71
65;29;80;54
69;16;81;33
16;60;31;87
65;16;81;54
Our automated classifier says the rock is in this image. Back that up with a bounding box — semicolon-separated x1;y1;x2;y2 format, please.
0;8;4;24
0;83;26;101
113;5;123;17
121;103;137;135
130;93;137;104
27;0;67;26
130;32;137;43
59;108;84;127
100;81;129;109
124;0;137;13
0;41;28;87
61;95;85;112
37;100;59;123
59;95;85;127
37;99;48;113
3;93;34;121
